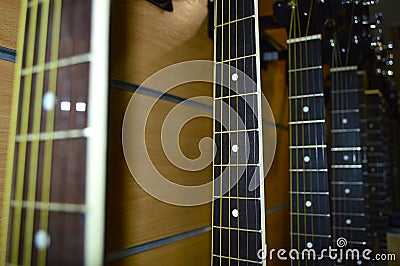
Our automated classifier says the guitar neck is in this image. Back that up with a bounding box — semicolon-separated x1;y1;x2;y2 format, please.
1;0;110;265
329;67;370;249
212;0;267;264
364;89;389;253
287;35;332;258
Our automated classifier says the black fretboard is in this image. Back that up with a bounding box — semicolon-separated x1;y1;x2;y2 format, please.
212;0;266;265
364;90;389;254
329;67;371;259
288;35;332;263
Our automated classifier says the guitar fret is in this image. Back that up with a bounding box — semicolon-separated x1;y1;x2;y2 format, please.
213;196;260;200
289;145;326;149
331;181;363;185
330;66;358;72
288;93;323;99
287;34;321;44
214;91;258;100
331;109;359;114
348;241;367;246
289;191;329;195
331;165;362;169
212;255;262;265
216;54;256;63
332;89;361;94
289;119;325;125
11;200;86;214
216;164;259;167
15;128;91;142
331;147;361;151
288;65;322;73
332;212;365;217
214;129;258;134
213;226;261;233
290;169;328;172
331;128;360;133
331;197;364;201
215;15;256;28
290;212;330;217
333;226;366;231
21;53;91;76
290;232;331;238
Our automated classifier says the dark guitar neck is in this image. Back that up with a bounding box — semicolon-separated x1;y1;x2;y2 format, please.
364;90;389;254
329;67;372;264
288;35;332;264
212;0;267;265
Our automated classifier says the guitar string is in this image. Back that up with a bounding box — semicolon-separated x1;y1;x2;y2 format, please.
234;0;239;262
10;1;39;262
228;0;232;262
0;0;28;262
38;0;63;264
22;0;50;264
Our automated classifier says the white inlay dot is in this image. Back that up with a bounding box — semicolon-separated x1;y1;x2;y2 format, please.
303;106;309;113
60;101;71;111
346;219;352;225
232;73;238;81
306;242;313;248
337;258;343;263
232;145;239;153
304;156;311;163
343;155;349;161
305;201;312;208
357;260;363;265
34;230;51;250
342;118;348;124
75;102;87;112
345;188;351;194
42;92;56;111
232;208;239;218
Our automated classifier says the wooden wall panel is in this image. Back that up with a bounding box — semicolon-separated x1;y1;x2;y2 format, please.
106;88;212;252
108;232;211;266
0;59;14;260
110;0;213;99
0;0;20;50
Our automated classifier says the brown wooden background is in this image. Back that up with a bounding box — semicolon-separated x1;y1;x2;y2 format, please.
0;0;290;265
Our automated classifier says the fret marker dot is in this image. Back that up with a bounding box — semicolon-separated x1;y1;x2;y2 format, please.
303;106;309;113
42;92;56;111
343;155;349;161
357;260;362;265
342;118;348;124
60;101;71;111
305;201;312;208
337;258;343;263
34;230;50;250
345;188;351;194
232;73;238;81
346;219;352;225
306;242;313;248
304;156;310;163
75;102;87;112
232;145;239;153
232;209;239;218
